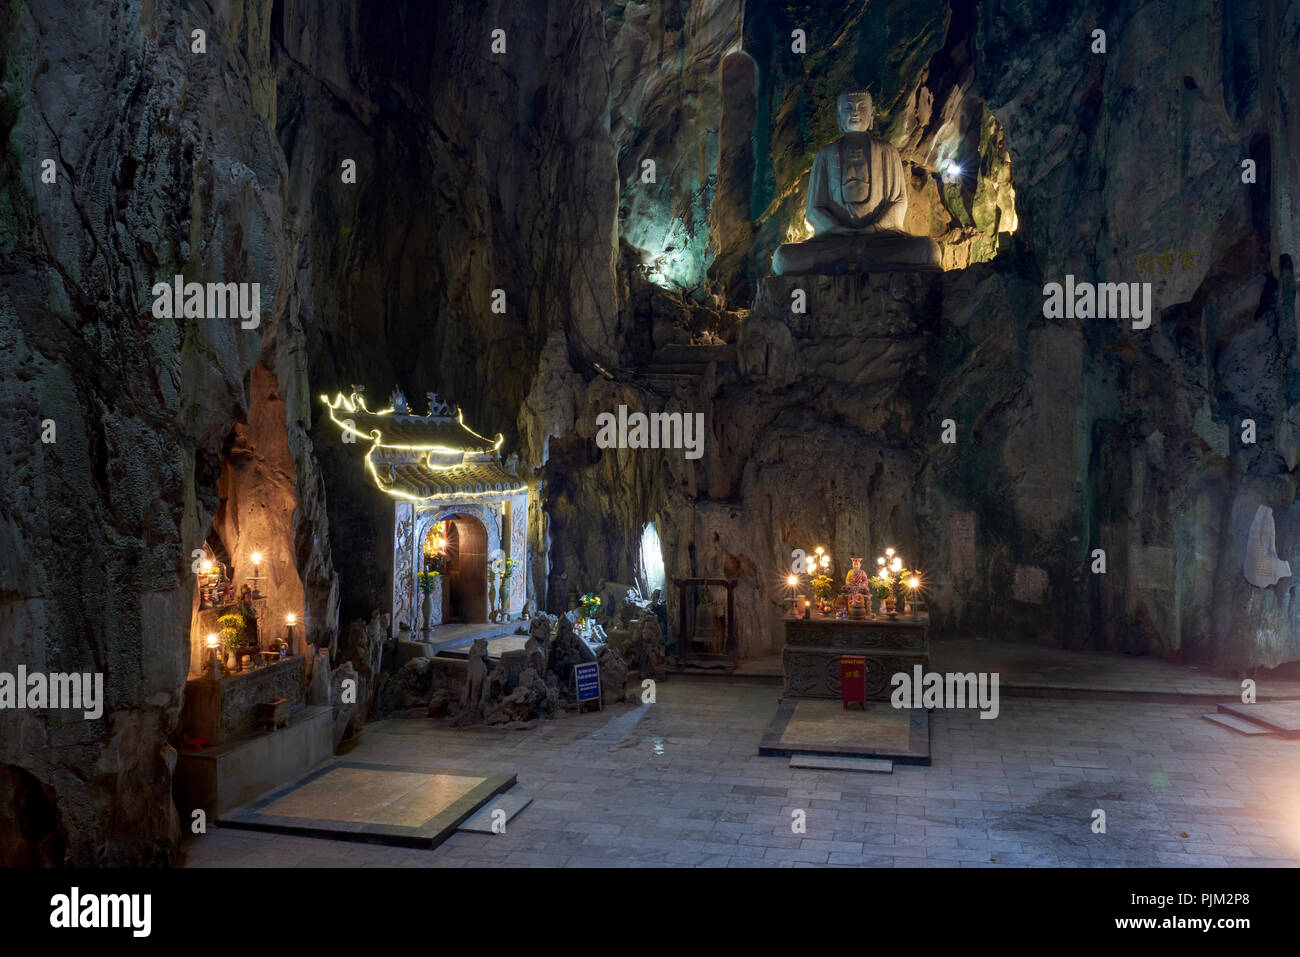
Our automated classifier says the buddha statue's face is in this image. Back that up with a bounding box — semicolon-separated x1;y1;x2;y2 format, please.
837;93;873;133
851;557;863;570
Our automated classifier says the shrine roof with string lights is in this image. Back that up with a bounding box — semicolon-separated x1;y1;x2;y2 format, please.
319;386;533;634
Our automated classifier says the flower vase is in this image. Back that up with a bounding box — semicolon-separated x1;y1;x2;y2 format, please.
421;591;433;633
226;648;239;673
884;597;898;618
500;578;512;619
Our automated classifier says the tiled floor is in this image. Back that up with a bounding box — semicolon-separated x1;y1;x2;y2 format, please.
181;679;1300;868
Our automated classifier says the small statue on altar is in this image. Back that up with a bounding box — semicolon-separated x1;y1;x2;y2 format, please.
844;555;872;619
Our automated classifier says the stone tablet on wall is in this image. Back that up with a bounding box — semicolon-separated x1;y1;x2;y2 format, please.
1012;565;1047;604
1244;505;1292;588
950;511;976;582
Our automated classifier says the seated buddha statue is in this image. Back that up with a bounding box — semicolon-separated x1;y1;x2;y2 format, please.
771;89;941;276
844;555;872;619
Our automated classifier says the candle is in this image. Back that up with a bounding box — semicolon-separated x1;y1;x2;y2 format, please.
206;633;220;679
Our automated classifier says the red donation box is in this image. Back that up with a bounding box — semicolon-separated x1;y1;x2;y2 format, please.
840;654;866;710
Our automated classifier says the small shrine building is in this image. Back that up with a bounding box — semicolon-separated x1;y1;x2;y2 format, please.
321;388;530;633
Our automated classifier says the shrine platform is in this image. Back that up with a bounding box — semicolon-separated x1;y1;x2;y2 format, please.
219;760;516;849
759;698;930;765
396;620;523;664
175;704;333;818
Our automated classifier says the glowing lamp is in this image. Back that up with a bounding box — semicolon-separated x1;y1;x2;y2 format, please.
891;557;902;572
786;575;798;587
907;576;919;591
286;613;297;626
206;633;221;679
885;548;895;557
251;552;263;565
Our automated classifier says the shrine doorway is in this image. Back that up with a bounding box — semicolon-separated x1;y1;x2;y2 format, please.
436;514;488;623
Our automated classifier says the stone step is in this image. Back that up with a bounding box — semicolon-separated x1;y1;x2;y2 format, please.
457;792;533;833
1217;701;1300;736
788;753;893;773
1201;712;1276;736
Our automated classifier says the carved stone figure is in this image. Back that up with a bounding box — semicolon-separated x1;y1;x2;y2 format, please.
549;616;584;690
460;637;489;714
772;89;941;275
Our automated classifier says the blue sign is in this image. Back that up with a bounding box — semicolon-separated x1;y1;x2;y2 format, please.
575;662;601;702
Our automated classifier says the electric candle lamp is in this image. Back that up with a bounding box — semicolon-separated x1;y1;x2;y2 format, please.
885;548;894;557
206;633;220;679
891;557;902;572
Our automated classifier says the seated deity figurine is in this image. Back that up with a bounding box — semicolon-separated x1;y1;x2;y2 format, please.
844;555;872;619
772;89;941;276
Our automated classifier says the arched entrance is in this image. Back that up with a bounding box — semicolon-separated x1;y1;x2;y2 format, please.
423;514;488;623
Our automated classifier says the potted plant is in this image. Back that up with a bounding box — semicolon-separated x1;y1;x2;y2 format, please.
417;570;439;632
811;571;834;614
868;577;894;617
217;613;245;673
578;592;600;638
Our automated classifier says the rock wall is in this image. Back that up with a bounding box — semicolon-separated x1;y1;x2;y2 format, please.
0;0;335;864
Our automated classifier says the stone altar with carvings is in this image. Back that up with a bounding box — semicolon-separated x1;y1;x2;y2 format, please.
782;614;929;700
